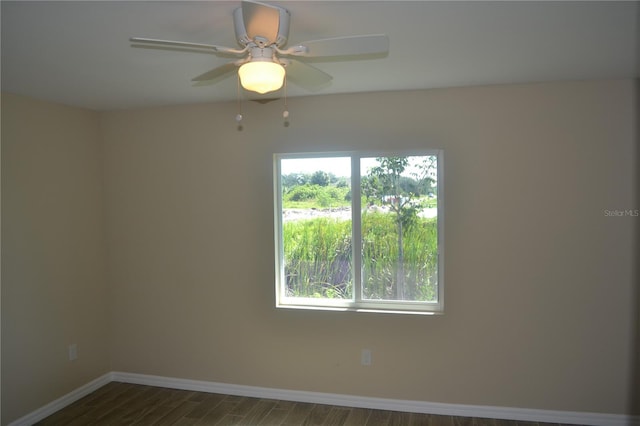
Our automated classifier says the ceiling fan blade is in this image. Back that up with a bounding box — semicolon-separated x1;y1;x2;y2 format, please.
130;37;245;55
242;1;280;43
293;34;389;58
285;60;332;91
191;63;238;83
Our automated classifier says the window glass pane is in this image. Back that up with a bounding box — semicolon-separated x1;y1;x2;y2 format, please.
360;155;438;301
280;157;352;299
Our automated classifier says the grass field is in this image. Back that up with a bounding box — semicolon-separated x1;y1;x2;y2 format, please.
282;212;438;301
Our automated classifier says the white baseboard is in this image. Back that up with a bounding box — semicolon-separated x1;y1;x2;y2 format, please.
9;371;639;426
112;371;638;426
7;372;113;426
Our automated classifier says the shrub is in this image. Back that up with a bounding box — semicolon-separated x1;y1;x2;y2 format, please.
286;184;320;202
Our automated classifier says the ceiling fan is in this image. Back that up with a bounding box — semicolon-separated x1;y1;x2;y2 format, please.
130;0;389;95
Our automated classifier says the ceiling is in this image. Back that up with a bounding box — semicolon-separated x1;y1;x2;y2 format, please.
2;1;639;111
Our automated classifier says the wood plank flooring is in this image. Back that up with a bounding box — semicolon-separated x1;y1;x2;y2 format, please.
35;382;574;426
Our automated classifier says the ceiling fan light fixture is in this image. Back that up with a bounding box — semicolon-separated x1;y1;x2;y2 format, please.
238;61;285;94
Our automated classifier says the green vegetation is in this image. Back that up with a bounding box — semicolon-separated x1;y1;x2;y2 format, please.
283;214;437;301
282;171;350;209
361;213;437;301
283;218;353;299
283;183;350;209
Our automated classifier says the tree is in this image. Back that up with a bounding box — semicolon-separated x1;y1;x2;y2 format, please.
310;170;330;186
363;156;436;300
281;173;308;192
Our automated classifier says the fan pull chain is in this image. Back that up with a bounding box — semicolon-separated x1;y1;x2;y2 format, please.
283;75;289;124
235;74;243;123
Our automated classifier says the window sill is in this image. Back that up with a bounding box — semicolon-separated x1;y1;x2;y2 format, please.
276;302;443;316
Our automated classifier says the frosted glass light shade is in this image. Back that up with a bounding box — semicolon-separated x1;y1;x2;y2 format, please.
238;62;285;94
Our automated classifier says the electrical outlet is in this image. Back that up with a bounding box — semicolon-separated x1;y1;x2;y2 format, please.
68;344;78;361
361;349;372;366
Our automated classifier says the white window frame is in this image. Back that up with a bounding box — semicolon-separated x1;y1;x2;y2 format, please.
274;150;444;315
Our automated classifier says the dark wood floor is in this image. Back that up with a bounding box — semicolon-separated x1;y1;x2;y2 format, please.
35;382;574;426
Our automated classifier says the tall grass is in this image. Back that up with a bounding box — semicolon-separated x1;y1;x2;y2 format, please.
362;212;438;301
283;218;353;298
283;213;438;301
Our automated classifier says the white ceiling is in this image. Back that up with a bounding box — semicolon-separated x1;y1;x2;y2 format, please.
2;1;639;111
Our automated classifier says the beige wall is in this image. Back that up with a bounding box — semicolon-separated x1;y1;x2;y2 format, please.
1;93;110;424
1;80;637;423
632;81;640;416
100;80;637;415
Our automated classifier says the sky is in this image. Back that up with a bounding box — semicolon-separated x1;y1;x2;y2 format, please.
280;156;379;177
280;156;436;181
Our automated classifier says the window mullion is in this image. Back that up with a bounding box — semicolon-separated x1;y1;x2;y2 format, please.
351;155;362;303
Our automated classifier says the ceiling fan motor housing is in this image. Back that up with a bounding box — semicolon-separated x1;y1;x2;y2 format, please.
248;46;278;63
233;4;290;48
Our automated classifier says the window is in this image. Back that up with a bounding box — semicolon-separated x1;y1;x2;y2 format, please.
274;151;443;314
